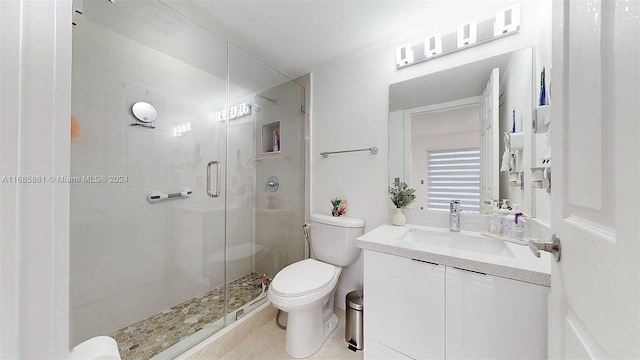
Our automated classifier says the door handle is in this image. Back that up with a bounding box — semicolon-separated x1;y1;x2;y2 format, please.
529;234;561;262
207;160;221;198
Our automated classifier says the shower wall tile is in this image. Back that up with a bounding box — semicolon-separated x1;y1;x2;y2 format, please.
253;81;305;279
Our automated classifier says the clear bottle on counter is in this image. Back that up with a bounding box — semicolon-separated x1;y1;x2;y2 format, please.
512;213;527;239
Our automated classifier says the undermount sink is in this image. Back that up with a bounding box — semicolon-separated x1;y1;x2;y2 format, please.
400;228;515;258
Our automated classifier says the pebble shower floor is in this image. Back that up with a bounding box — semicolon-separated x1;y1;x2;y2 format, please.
111;272;264;360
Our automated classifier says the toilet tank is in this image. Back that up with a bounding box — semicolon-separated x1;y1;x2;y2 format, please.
310;213;364;267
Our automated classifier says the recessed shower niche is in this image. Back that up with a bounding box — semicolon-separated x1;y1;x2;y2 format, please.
261;121;281;153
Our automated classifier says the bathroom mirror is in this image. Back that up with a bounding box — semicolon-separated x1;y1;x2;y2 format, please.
131;101;158;123
389;47;534;215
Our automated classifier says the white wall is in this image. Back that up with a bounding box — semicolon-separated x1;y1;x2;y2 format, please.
0;0;71;357
311;0;552;308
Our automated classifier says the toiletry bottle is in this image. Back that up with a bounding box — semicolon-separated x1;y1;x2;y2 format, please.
513;213;526;239
487;202;503;235
504;214;515;237
273;130;280;152
497;199;511;236
539;67;547;106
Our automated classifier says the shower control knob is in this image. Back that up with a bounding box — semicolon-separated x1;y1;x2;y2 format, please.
265;176;279;192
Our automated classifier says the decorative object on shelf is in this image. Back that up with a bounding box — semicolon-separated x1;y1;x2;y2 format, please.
391;208;406;226
331;197;347;216
388;182;416;226
395;4;520;69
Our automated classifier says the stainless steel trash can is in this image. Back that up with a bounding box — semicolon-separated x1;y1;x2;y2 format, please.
345;290;364;351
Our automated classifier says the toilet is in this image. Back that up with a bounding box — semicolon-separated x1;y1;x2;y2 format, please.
268;213;364;358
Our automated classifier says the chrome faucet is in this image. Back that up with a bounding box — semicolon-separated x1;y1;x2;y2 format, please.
449;200;461;232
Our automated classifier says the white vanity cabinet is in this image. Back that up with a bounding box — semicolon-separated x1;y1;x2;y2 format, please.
364;250;445;359
445;266;548;359
363;250;548;360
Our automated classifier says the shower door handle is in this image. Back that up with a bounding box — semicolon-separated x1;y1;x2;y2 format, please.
207;160;221;198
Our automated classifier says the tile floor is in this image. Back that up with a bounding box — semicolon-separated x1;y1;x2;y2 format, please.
112;273;264;360
220;309;364;360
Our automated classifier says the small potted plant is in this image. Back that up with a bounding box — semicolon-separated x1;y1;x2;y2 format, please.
331;197;346;216
388;182;416;225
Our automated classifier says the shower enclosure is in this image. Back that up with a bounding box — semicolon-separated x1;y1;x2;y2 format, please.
69;1;305;358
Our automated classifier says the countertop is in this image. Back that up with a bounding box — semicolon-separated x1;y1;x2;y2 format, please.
357;223;551;287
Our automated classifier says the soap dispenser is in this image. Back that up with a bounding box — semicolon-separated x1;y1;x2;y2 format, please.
486;202;501;235
497;199;511;236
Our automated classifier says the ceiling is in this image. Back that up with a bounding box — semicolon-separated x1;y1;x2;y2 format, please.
162;0;471;79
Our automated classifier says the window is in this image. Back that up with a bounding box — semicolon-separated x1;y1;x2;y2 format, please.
426;148;480;213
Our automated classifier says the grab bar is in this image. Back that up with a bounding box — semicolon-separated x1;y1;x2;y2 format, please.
147;188;192;204
320;146;378;158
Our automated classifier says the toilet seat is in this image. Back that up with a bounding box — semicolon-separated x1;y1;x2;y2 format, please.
270;259;338;298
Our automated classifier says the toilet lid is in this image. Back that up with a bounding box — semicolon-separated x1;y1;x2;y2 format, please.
271;259;337;297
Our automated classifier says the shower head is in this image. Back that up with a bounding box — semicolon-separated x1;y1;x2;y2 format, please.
256;94;277;105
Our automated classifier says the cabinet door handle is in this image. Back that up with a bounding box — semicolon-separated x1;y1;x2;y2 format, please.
453;267;486;275
411;258;439;266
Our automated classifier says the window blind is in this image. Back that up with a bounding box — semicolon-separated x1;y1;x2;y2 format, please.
426;148;480;213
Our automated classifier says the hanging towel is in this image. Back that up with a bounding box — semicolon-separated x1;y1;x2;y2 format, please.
541;123;551;165
500;133;512;172
501;149;511;172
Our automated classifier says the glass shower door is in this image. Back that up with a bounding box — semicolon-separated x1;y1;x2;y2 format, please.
70;1;229;358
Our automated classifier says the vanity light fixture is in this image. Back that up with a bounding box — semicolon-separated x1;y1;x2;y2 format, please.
173;122;192;136
396;3;521;70
425;33;443;58
396;43;414;66
215;102;252;122
457;20;477;48
494;4;520;36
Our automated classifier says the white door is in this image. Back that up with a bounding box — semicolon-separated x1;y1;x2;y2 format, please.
480;68;499;203
549;1;639;358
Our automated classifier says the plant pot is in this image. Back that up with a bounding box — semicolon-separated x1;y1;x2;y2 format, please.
391;208;406;226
